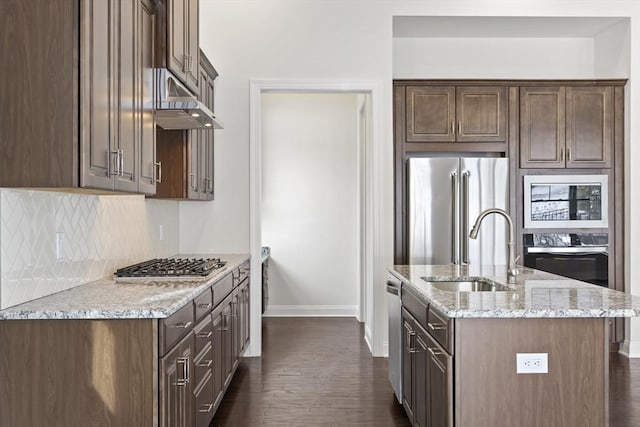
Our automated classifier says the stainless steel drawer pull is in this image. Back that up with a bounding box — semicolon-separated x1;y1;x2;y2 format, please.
428;347;443;357
155;161;162;184
197;331;213;339
428;322;446;331
198;403;214;413
170;321;193;329
196;359;213;368
198;303;213;309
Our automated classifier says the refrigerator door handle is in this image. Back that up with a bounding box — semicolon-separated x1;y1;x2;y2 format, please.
451;171;459;264
462;171;470;264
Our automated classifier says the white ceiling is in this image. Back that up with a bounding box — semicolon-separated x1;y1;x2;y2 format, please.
393;16;629;38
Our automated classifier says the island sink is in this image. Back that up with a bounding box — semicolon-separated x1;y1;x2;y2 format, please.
421;277;509;292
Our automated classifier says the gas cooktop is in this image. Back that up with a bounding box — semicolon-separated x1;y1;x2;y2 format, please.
114;258;227;280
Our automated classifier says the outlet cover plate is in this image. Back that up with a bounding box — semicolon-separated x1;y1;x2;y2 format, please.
516;353;548;374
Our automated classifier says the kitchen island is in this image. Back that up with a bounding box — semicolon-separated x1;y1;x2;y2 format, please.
390;264;640;427
0;254;250;427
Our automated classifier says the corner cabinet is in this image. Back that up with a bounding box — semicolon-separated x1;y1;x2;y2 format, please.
81;0;158;194
166;0;199;94
156;50;218;200
0;0;157;194
520;85;613;169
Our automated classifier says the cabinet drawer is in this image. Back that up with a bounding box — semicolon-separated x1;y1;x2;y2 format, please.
160;302;195;356
194;288;214;322
213;273;233;307
194;342;213;391
194;315;214;356
194;370;215;427
402;286;428;326
427;305;454;354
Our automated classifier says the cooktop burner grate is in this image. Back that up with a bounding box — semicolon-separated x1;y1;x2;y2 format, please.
114;258;226;278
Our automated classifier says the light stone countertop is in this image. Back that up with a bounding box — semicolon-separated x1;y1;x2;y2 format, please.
0;254;250;320
391;264;640;318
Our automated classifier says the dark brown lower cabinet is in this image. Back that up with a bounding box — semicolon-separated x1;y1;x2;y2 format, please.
160;331;195;427
423;328;452;427
402;309;416;421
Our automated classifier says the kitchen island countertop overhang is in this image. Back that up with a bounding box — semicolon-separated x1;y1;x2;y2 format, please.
390;264;640;319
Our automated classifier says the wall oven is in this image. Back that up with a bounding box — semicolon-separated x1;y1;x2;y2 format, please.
523;233;608;287
523;174;608;229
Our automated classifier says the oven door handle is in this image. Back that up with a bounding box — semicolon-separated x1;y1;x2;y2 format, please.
526;246;608;255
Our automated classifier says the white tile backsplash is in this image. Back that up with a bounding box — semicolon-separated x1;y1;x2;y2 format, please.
0;189;179;309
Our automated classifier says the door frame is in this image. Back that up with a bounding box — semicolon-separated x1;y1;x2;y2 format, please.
247;79;386;357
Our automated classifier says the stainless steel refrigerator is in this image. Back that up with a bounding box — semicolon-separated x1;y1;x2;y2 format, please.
408;157;509;266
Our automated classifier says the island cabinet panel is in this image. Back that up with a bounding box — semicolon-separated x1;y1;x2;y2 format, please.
0;319;156;427
454;318;607;427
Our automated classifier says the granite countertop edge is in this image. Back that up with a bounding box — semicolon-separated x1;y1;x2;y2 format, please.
390;264;640;319
0;253;250;321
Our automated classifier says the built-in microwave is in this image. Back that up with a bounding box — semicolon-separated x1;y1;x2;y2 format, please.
523;174;608;229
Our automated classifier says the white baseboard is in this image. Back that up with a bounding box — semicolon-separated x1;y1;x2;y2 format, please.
263;304;358;317
364;324;373;353
619;340;640;358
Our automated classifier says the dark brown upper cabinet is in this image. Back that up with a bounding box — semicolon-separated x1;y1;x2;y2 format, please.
0;0;157;194
156;51;218;200
166;0;200;94
405;85;507;143
520;85;613;169
81;0;158;194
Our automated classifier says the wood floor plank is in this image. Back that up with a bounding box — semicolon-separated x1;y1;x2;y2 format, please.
211;317;640;426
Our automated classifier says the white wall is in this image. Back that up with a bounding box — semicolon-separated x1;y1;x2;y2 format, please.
260;93;359;316
196;0;640;357
393;37;595;79
0;189;179;309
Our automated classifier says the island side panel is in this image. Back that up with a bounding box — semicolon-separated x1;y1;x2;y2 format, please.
0;319;156;427
455;318;607;427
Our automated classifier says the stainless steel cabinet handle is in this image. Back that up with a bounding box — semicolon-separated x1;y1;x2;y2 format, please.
118;149;124;176
567;147;571;161
451;172;459;264
428;347;443;357
560;148;564;161
170;321;192;329
183;54;189;72
458;121;462;135
198;302;213;309
111;149;120;176
451;122;455;135
155;161;162;183
428;322;446;331
462;171;470;264
190;173;197;190
386;284;399;295
173;356;189;386
219;314;228;331
196;331;213;339
198;403;214;413
196;359;213;368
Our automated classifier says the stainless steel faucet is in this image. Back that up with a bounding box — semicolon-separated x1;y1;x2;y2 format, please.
469;208;519;283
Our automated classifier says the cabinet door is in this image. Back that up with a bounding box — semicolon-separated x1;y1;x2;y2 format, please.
405;86;456;142
114;0;139;193
167;0;187;83
222;304;233;388
197;68;209;200
520;86;566;168
426;334;453;427
80;0;115;190
414;328;428;427
203;78;216;200
160;331;195;427
187;129;200;199
456;86;507;142
185;0;200;92
212;310;225;409
137;0;157;194
231;292;240;369
401;309;415;422
566;86;613;168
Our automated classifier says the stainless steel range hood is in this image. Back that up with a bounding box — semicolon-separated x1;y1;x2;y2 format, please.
154;68;224;130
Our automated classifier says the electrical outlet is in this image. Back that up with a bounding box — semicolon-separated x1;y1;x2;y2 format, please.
516;353;548;374
159;224;165;241
55;232;65;260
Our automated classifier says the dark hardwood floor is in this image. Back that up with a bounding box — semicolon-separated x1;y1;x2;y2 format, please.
211;317;640;427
